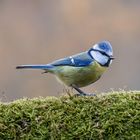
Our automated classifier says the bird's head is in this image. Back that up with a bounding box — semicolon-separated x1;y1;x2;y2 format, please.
88;41;114;67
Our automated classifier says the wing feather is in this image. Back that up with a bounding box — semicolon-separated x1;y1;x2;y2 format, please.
50;52;93;67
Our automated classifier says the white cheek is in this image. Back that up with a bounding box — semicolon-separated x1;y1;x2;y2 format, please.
91;51;108;65
109;60;113;65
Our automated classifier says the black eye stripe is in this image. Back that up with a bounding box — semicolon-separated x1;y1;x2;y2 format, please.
92;49;110;58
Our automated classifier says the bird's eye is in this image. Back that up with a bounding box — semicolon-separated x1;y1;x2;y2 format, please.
99;51;110;58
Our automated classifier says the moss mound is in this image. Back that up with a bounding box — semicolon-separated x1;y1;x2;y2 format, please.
0;91;140;139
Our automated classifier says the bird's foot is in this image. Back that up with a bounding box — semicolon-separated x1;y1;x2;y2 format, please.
71;85;96;97
75;92;96;97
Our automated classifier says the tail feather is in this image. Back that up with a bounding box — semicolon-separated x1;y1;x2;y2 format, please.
16;64;53;70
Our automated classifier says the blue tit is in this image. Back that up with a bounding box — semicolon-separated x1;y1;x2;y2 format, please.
16;41;114;96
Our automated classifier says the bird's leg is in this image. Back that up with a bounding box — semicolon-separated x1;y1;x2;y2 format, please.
71;85;96;96
72;85;87;96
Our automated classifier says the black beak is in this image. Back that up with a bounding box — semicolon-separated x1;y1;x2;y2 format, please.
110;56;115;60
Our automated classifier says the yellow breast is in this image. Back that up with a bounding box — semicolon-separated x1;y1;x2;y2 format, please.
54;61;107;87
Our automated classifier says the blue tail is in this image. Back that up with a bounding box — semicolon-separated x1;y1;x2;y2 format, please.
16;64;53;70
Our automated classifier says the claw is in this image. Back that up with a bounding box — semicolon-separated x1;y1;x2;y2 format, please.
71;84;96;97
75;93;96;97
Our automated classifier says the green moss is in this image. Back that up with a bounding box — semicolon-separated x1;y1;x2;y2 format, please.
0;91;140;139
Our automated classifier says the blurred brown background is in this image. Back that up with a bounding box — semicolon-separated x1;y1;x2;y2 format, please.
0;0;140;101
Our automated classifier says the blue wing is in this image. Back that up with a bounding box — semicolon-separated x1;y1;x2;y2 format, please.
50;52;94;67
16;52;94;70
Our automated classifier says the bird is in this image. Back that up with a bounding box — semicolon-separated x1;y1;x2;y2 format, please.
16;41;114;96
